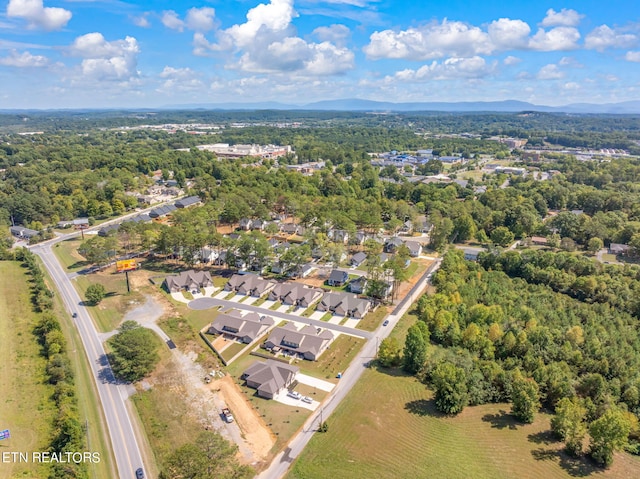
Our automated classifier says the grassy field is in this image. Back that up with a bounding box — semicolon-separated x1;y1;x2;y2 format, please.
357;305;389;332
52;238;89;272
288;366;640;479
0;262;56;479
74;273;143;332
295;335;365;382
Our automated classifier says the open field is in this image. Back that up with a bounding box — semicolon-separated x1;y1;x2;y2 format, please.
0;262;55;479
357;305;389;332
295;334;365;381
74;272;143;332
288;366;640;479
52;238;89;272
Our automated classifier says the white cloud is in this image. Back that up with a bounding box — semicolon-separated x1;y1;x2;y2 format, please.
132;14;150;28
563;82;580;90
185;7;216;32
6;0;72;31
225;0;297;48
559;56;582;67
529;27;580;51
392;56;494;82
585;25;637;51
626;51;640;62
157;66;204;92
537;64;564;80
161;10;185;32
313;24;350;45
541;8;583;27
487;18;530;49
235;37;354;74
503;55;521;65
364;20;493;61
0;49;49;67
69;33;140;81
196;0;352;75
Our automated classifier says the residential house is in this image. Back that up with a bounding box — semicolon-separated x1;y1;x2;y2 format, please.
298;263;315;278
379;252;389;264
208;311;274;344
275;241;292;254
238;218;253;230
317;292;371;318
251;219;266;231
10;226;39;239
268;283;323;307
225;274;276;297
280;223;304;236
350;252;367;268
264;323;334;361
327;269;349;286
149;204;177;219
200;248;219;263
175;196;201;208
400;220;413;235
348;276;368;294
463;249;481;261
353;231;367;245
530;236;548;246
268;238;279;249
384;237;404;253
163;270;213;293
419;221;434;234
405;241;422;257
609;243;631;255
328;229;350;244
242;360;299;399
98;224;120;237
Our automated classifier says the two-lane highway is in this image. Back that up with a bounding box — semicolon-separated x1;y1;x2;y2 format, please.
32;243;146;479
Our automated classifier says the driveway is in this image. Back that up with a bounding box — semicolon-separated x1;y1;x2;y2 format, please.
171;291;190;303
272;390;318;411
309;311;325;320
327;315;343;325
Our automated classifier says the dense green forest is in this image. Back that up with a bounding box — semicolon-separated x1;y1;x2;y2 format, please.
402;250;640;466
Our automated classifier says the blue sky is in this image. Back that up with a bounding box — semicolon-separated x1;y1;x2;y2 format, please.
0;0;639;108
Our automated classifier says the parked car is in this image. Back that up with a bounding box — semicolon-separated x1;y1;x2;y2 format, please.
287;391;301;400
302;396;313;404
383;319;389;326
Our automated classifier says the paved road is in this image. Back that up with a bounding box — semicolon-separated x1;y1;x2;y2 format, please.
33;243;146;479
188;297;372;339
257;258;442;479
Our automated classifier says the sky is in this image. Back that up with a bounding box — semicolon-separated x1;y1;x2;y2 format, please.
1;0;640;109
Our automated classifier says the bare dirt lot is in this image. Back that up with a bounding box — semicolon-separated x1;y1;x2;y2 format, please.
207;375;276;461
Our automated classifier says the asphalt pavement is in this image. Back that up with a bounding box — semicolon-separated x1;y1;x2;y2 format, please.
31;243;147;479
257;258;442;479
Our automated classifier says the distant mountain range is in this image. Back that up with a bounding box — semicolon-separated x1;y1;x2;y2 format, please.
167;98;640;114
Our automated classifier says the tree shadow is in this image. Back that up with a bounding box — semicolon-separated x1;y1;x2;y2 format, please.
372;363;415;378
531;447;603;477
404;399;446;418
527;430;557;445
481;410;519;430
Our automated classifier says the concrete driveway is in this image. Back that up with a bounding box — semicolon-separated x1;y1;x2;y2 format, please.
272;390;318;411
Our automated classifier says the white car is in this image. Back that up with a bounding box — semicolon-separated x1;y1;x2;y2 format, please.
301;396;313;404
287;391;301;400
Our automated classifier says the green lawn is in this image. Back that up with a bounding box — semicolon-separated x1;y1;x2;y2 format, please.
220;341;249;362
288;366;640;479
357;305;390;332
295;335;365;381
74;273;143;332
53;238;90;272
0;262;57;479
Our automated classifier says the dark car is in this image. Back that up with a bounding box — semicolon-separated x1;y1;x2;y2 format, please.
135;468;145;479
72;312;78;318
383;319;389;326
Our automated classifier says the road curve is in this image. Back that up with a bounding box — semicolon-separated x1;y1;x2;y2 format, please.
257;258;442;479
32;244;146;479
